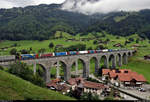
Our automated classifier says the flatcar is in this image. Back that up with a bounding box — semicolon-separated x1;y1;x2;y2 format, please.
67;51;78;55
55;52;67;56
20;54;38;60
0;55;16;62
78;51;88;54
108;49;113;52
40;53;54;58
88;50;96;54
96;50;102;53
102;49;108;52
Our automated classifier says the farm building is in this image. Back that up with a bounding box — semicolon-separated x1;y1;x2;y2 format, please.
67;77;110;95
102;69;147;87
144;55;150;60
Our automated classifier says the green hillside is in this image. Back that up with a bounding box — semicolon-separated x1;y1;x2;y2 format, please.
0;70;75;100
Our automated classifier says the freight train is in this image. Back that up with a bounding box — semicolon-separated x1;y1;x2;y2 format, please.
0;49;128;62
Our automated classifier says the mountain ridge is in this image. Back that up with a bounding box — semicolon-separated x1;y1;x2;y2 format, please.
0;4;150;40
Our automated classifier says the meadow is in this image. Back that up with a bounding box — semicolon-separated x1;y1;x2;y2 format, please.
0;70;75;100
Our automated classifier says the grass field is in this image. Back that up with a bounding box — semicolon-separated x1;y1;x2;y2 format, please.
0;70;75;100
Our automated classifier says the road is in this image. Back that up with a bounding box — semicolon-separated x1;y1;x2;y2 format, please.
88;74;140;101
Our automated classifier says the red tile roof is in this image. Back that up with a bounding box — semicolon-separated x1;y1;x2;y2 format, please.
51;78;61;83
109;71;117;78
118;73;147;82
83;81;106;90
102;69;147;82
67;77;84;85
120;69;131;73
46;82;57;88
57;84;70;92
102;69;111;75
132;74;147;82
118;74;132;82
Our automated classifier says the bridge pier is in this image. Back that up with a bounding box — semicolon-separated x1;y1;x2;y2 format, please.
104;58;109;68
33;62;36;75
65;64;71;81
118;55;123;67
112;55;117;69
95;58;100;74
123;55;128;65
83;60;90;78
45;68;50;83
75;60;78;76
56;61;60;78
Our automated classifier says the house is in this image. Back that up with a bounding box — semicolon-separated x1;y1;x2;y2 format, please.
118;73;146;87
55;44;64;48
46;81;58;90
67;77;85;90
132;44;140;47
113;43;122;47
46;78;70;94
102;69;147;87
144;55;150;60
56;84;70;94
67;77;109;95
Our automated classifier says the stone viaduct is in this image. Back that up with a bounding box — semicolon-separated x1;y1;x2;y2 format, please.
0;50;134;83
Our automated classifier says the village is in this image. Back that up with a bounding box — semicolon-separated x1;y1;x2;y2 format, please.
46;67;150;100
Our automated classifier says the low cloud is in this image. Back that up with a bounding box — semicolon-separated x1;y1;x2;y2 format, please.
0;0;65;9
61;0;150;14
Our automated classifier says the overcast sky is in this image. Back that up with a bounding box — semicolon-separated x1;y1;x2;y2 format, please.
1;0;150;14
62;0;150;14
0;0;65;8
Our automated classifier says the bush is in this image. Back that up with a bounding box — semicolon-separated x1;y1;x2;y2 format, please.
10;48;17;55
128;38;134;42
66;44;86;51
136;38;140;43
87;47;92;50
8;62;45;87
104;96;114;100
8;62;33;80
38;48;46;54
49;42;54;48
0;66;4;70
106;38;110;42
96;45;105;50
93;40;98;44
32;75;45;87
116;36;120;39
87;77;100;83
13;43;18;47
20;49;30;54
80;92;99;100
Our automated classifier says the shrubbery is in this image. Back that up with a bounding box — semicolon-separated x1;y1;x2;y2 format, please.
8;62;45;87
80;92;100;100
0;66;4;70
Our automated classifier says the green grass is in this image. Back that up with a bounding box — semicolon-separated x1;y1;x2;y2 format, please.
114;15;129;22
0;70;75;100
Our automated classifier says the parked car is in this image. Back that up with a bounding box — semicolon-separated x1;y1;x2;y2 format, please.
138;88;146;92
